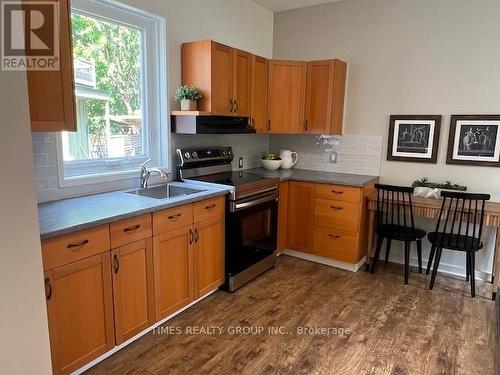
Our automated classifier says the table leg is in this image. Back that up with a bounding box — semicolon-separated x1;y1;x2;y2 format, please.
491;227;500;300
365;209;376;271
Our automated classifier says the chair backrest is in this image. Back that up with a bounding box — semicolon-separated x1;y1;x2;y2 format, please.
375;184;416;233
434;190;490;247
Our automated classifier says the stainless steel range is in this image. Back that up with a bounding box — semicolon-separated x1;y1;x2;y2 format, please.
176;147;279;292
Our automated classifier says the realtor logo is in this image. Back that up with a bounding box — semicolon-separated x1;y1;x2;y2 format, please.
1;1;59;70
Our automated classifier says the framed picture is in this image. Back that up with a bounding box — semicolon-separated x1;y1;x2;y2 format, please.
446;115;500;167
387;115;442;163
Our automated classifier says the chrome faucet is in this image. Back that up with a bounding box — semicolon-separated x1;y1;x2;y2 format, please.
140;159;168;188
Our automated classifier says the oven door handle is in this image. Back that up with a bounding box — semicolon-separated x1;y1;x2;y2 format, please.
231;193;278;212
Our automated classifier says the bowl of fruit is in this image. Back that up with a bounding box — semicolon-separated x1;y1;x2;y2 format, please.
261;154;282;170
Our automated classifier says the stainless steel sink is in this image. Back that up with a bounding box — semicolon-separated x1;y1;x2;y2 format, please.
126;184;204;199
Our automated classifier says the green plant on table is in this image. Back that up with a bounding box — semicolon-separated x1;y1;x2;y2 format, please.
411;177;467;191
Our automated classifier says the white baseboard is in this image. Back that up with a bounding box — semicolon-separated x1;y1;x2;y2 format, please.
282;249;366;272
72;288;219;375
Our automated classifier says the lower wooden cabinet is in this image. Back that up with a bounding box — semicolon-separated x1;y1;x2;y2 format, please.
111;239;154;344
312;227;359;263
194;216;224;297
44;253;115;375
277;182;289;251
153;226;194;320
287;181;315;252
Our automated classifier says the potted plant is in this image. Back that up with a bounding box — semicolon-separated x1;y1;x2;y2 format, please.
412;177;467;198
174;85;203;111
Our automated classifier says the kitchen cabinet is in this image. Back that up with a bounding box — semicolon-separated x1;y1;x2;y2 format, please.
267;60;307;134
287;181;315;252
111;239;154;344
194;216;225;297
181;40;252;116
29;0;76;132
251;55;269;132
304;59;347;135
277;182;289;251
44;253;115;375
153;226;194;320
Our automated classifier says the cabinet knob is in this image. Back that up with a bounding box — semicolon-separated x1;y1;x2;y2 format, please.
267;120;271;131
123;224;141;232
194;228;199;243
189;229;194;245
328;234;341;239
168;213;181;220
44;278;52;300
305;119;309;132
234;100;238;113
66;239;89;249
330;205;343;210
331;190;344;194
113;254;120;273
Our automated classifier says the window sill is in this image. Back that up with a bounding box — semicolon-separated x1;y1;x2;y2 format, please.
58;169;139;188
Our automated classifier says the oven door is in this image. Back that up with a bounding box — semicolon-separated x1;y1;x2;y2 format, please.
227;190;278;277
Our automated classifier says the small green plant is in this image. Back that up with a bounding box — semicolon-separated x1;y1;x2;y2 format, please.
174;85;202;101
412;177;467;191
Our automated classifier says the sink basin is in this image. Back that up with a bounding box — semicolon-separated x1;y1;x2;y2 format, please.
126;184;204;199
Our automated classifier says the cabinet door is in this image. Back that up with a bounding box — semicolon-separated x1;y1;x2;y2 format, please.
287;181;315;252
153;226;194;320
194;216;224;298
304;59;347;135
28;0;76;132
251;55;268;132
277;182;289;251
44;254;115;375
211;42;233;116
111;239;154;345
233;49;252;117
267;60;307;134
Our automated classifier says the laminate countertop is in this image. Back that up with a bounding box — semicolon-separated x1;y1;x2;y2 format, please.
38;181;230;240
246;168;379;187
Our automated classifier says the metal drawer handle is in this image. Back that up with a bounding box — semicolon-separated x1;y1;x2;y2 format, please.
113;254;120;273
168;213;182;220
189;229;194;245
234;100;238;112
328;234;341;239
195;228;199;243
45;278;52;300
330;205;343;210
123;224;141;232
66;239;89;249
331;190;344;194
205;204;216;210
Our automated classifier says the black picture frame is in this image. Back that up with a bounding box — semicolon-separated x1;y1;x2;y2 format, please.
446;115;500;167
387;115;442;163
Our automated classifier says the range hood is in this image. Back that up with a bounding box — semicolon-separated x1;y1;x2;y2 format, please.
171;115;256;134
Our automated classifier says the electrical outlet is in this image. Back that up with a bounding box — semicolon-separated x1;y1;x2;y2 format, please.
238;157;243;168
330;152;338;163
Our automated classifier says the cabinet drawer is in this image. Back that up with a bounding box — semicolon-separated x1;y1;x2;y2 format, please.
314;198;360;232
110;214;152;249
315;184;361;203
153;204;193;236
42;225;110;270
194;196;225;223
313;227;359;263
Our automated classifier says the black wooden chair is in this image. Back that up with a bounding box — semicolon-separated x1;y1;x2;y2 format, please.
370;184;426;285
427;190;490;298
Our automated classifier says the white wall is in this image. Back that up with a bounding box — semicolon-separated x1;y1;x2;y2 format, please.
0;73;52;372
273;0;500;278
274;0;500;201
34;0;274;202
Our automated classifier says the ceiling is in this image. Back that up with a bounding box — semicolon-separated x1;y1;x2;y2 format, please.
252;0;345;12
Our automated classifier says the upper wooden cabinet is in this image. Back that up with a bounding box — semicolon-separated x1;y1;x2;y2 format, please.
182;40;253;116
251;55;269;132
304;59;347;135
28;0;76;132
267;60;307;134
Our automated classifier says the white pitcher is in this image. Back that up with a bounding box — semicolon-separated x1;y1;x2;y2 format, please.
279;150;298;169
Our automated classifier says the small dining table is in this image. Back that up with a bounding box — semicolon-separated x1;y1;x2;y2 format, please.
365;193;500;300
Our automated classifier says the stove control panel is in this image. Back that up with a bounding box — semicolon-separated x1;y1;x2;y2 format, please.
176;147;234;167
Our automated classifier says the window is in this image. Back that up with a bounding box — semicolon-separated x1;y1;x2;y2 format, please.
57;0;167;186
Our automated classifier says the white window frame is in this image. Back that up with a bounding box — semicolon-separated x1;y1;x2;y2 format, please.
56;0;169;187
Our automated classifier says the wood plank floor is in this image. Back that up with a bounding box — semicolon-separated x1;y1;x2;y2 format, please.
85;255;497;375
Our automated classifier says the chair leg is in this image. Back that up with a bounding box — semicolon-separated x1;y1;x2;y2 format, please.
416;240;422;274
466;253;470;282
426;243;437;275
384;238;392;263
370;235;384;274
404;241;410;285
469;252;475;298
429;247;442;290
